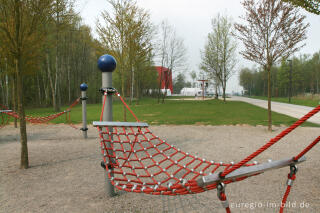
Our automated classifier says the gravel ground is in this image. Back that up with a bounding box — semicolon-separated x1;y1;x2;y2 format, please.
1;124;319;213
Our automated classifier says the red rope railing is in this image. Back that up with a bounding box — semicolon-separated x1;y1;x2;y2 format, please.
1;98;80;124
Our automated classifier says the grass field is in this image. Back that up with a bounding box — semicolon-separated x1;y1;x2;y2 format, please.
251;96;320;107
24;98;318;127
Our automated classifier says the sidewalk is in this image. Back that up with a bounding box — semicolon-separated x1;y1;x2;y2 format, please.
230;96;320;125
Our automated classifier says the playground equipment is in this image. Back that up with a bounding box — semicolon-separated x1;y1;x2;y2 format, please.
0;99;79;125
0;88;84;130
80;83;88;138
197;79;208;100
94;54;320;213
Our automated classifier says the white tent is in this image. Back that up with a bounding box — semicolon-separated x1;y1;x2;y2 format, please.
180;88;202;96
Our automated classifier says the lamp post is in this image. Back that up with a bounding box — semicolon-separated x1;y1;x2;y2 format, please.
287;59;293;103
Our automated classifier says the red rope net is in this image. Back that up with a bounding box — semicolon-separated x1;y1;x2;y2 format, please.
1;98;80;124
98;93;320;212
98;93;258;195
98;124;255;195
98;93;320;195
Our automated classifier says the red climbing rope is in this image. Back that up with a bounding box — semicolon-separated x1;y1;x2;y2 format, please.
294;136;320;161
279;174;296;213
221;105;320;178
100;94;108;121
116;92;140;122
279;166;297;213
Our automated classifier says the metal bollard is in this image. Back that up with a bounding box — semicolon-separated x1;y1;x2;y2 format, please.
80;83;88;139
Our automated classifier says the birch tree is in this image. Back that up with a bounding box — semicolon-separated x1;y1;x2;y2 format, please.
200;14;237;102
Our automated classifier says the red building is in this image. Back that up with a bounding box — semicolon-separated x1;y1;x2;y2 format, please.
155;66;173;93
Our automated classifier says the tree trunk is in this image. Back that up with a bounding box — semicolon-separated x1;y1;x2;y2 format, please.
136;78;140;105
6;75;9;107
12;75;18;128
0;79;5;105
67;63;71;103
316;75;319;94
47;53;57;110
223;77;227;102
223;86;226;102
37;75;42;105
16;59;29;169
130;67;134;105
162;76;168;104
41;69;49;105
54;53;60;112
162;69;172;104
267;66;272;131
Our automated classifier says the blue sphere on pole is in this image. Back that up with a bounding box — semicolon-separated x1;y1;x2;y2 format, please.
98;54;117;72
80;83;88;91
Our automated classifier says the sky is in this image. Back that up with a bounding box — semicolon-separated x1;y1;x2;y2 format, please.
75;0;320;93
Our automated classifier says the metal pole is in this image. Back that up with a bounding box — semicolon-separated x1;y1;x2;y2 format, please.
102;72;113;122
98;54;117;197
80;83;88;139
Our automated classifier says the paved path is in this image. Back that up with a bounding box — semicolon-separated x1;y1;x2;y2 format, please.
230;96;320;125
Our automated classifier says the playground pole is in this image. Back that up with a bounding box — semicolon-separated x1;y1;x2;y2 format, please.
80;83;88;139
98;54;117;197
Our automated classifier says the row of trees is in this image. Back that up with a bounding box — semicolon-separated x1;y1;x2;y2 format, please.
0;0;100;112
0;0;187;169
240;51;320;97
0;0;189;111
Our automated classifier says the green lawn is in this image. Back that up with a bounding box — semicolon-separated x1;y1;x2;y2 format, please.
25;98;319;127
251;96;320;107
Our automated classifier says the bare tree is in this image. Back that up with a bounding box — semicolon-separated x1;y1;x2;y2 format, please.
157;20;187;103
200;13;237;102
156;20;171;103
234;0;309;131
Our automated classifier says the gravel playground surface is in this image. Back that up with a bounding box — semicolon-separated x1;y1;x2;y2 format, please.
1;124;320;213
